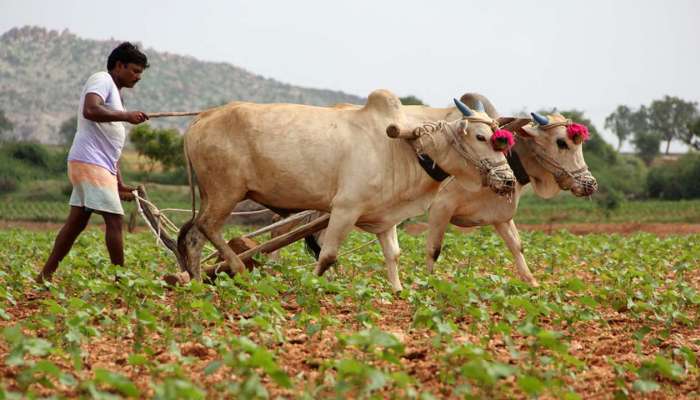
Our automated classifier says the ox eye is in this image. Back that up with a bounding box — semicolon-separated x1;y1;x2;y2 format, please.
476;134;486;142
556;138;569;150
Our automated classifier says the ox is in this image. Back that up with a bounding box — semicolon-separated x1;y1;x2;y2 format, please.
177;90;516;291
423;93;598;285
281;93;598;286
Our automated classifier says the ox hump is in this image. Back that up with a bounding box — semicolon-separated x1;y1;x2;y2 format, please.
363;89;402;115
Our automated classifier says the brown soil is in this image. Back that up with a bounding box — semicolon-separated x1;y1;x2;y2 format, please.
2;287;698;398
402;222;700;237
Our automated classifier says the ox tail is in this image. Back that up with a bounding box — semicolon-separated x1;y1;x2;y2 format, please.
177;136;196;271
460;93;500;119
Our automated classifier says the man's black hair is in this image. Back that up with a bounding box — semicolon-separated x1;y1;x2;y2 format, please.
107;42;149;70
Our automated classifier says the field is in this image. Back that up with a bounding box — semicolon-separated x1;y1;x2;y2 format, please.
1;221;698;398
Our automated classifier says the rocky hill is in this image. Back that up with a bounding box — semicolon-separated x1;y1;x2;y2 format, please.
0;26;364;143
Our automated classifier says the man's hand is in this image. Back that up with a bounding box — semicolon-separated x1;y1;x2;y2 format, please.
119;190;136;202
118;182;137;202
125;111;149;125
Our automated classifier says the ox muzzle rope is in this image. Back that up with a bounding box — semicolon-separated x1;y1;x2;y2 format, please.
411;118;511;186
525;119;593;190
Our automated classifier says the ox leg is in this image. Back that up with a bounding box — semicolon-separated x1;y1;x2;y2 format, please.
377;225;402;292
182;224;207;280
425;205;454;274
313;208;361;277
493;220;539;287
196;201;247;277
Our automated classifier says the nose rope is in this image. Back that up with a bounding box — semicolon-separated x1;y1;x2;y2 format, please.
445;119;508;181
526;120;592;188
409;118;511;185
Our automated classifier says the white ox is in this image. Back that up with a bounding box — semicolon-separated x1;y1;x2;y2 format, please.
422;93;598;285
282;93;598;286
177;90;516;291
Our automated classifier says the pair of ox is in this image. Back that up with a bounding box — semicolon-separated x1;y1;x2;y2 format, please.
292;93;598;287
177;90;597;290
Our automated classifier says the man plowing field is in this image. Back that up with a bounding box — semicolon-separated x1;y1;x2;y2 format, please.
36;43;150;283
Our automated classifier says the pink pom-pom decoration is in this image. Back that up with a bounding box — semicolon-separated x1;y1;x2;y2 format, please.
491;129;515;152
567;123;590;144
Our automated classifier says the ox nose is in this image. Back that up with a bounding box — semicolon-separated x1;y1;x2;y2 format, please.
573;176;598;197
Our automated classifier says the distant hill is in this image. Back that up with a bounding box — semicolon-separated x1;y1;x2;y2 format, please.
0;26;364;144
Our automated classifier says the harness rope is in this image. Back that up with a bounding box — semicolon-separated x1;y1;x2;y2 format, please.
411;118;510;185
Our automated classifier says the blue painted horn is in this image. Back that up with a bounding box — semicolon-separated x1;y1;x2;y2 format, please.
474;100;485;112
531;112;549;126
453;98;473;117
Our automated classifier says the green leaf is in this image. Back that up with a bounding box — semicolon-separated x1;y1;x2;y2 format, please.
517;375;544;396
94;369;140;397
127;354;149;366
632;379;659;393
203;360;222;376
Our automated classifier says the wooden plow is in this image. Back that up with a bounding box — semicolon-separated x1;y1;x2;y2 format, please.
133;186;329;282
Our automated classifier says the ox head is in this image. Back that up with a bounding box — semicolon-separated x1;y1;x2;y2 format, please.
517;112;598;197
386;98;516;197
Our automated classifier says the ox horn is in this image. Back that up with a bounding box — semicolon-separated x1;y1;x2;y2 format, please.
454;98;474;117
474;100;485;113
386;123;419;139
531;112;549;126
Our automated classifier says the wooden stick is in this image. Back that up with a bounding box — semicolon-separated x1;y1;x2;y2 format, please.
147;111;201;118
243;210;317;238
204;213;331;278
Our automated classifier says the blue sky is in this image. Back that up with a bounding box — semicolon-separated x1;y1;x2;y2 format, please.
2;0;699;150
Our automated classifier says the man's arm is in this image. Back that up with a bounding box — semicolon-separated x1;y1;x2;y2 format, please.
116;161;136;201
83;93;149;124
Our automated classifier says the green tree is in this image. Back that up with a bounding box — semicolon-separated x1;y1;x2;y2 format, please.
632;130;661;165
129;124;184;172
604;105;634;151
647;96;698;154
399;95;425;106
0;109;14;141
684;117;700;151
59;116;77;145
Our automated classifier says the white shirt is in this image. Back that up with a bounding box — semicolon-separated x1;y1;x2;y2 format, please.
67;71;127;175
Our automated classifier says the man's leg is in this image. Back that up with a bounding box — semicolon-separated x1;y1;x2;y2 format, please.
102;212;124;267
37;206;92;283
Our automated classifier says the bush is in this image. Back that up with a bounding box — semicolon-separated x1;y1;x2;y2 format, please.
6;142;50;168
0;176;18;194
646;153;700;199
586;153;647;199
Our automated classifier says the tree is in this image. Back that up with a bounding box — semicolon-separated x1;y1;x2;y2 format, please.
129;124;184;173
684;117;700;151
0;109;14;141
632;130;661;165
647;96;697;154
604;105;635;151
59;116;77;145
399;95;425;106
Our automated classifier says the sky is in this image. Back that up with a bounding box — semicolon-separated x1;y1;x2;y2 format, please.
2;0;699;151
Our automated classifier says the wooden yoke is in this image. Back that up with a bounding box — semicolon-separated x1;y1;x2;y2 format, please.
386;123;419;139
497;117;532;136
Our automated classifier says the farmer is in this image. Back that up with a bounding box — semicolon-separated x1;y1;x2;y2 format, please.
36;42;150;283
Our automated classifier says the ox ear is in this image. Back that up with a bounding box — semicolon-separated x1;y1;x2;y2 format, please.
520;123;540;138
456;118;468;135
